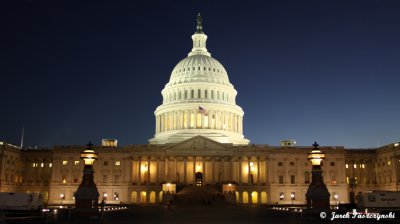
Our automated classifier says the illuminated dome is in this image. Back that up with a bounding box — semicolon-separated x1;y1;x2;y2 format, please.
167;55;232;87
149;14;250;145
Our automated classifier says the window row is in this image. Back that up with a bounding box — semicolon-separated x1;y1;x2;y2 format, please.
164;89;231;103
278;173;337;185
61;160;121;166
175;66;223;74
33;162;52;168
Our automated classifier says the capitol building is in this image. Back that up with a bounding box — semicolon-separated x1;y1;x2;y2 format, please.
1;15;399;206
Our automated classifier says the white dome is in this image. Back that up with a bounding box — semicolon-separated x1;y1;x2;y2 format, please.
167;54;232;87
149;14;249;145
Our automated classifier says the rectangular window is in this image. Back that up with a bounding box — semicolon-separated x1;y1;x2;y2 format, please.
278;162;283;166
73;177;79;183
115;175;120;183
103;175;108;183
104;161;108;166
290;175;295;184
40;163;44;167
198;89;201;98
346;164;349;168
62;161;68;166
74;161;80;165
289;162;294;166
49;163;52;168
279;175;284;184
115;161;121;166
354;164;357;169
279;192;284;200
330;162;335;166
62;175;67;184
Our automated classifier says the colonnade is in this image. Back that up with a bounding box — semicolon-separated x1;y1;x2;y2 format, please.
131;157;267;186
155;110;243;134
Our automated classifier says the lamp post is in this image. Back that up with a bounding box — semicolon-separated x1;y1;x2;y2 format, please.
291;193;295;205
334;194;339;209
74;142;100;217
60;193;65;208
103;193;107;205
305;141;330;209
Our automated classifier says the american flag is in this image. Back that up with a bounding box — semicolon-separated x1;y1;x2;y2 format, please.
199;106;208;115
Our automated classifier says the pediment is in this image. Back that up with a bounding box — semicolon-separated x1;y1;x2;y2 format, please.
166;136;229;151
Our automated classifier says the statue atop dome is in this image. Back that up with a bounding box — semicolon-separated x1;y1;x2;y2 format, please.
196;13;203;34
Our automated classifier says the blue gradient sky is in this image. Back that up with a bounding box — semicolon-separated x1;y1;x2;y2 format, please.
1;0;400;148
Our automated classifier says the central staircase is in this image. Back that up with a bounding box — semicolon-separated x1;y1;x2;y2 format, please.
173;185;226;206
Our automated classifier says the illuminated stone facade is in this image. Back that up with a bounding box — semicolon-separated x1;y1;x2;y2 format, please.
1;15;399;206
1;141;400;206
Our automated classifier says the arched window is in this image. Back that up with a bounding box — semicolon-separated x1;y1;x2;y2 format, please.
242;191;249;204
150;191;156;203
140;191;147;203
261;192;267;204
131;191;138;203
211;90;214;99
251;191;258;204
184;90;188;99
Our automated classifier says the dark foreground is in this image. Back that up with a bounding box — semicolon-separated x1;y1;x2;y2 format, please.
2;205;399;224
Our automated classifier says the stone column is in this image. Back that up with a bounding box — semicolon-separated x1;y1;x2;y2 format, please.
221;158;225;182
184;157;187;184
138;159;142;185
165;158;169;182
257;158;260;185
248;158;251;184
239;158;242;185
193;157;196;184
156;158;160;184
212;158;215;184
203;160;206;184
147;158;151;185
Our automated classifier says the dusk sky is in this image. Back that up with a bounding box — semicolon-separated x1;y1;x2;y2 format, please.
1;0;400;148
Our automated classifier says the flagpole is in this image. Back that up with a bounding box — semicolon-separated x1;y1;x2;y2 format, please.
20;127;24;148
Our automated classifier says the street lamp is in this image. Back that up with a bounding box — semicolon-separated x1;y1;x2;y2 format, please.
60;193;65;208
334;194;339;208
103;193;107;204
74;142;100;215
305;141;330;209
291;193;295;205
